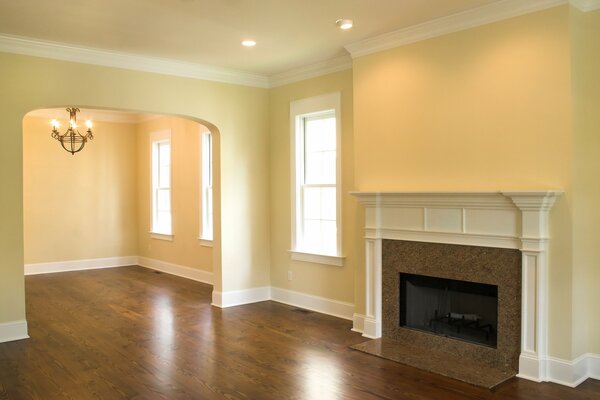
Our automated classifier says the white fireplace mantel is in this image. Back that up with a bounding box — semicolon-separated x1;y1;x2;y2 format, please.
350;190;562;383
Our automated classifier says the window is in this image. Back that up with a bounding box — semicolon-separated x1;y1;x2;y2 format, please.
290;93;343;266
200;131;213;242
151;130;172;238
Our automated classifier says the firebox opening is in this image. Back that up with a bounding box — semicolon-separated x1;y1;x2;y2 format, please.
400;273;498;348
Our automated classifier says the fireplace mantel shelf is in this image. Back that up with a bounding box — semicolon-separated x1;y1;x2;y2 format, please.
350;190;562;210
351;189;562;384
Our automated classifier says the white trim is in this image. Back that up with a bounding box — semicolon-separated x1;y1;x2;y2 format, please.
589;353;600;379
137;256;212;284
0;320;29;343
270;55;352;87
24;256;137;275
352;313;366;334
211;287;271;308
289;251;345;267
344;0;567;58
200;131;214;242
290;92;343;259
570;0;600;11
271;287;354;320
198;238;214;247
519;353;600;387
363;228;521;249
150;130;173;237
149;232;174;241
351;190;562;383
0;34;270;88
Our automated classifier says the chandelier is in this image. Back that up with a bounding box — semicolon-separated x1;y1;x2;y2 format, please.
51;108;94;155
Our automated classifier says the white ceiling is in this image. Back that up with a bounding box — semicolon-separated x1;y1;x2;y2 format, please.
0;0;500;76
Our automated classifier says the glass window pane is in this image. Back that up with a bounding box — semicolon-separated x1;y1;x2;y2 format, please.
305;117;335;152
302;220;321;251
320;187;336;220
159;142;170;167
159;165;170;188
321;151;336;185
321;221;337;255
156;211;171;234
304;152;323;184
157;189;170;212
303;186;321;220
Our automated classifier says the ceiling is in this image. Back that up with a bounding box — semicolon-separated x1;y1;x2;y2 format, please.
0;0;500;76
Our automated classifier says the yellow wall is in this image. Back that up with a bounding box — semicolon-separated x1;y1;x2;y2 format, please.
571;8;600;356
23;116;138;263
0;51;270;326
268;70;360;304
137;116;213;272
352;6;575;358
3;3;599;361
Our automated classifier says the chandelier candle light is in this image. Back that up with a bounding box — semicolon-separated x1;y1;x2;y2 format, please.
51;108;94;155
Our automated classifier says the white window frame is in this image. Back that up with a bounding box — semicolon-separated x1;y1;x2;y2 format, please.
150;129;173;240
290;92;344;266
199;130;213;246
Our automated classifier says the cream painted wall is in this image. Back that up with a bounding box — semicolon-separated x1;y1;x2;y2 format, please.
352;6;575;358
137;116;212;272
269;70;360;304
0;52;270;326
23;116;138;264
571;8;600;356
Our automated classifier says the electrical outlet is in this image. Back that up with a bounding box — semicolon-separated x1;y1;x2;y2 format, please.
287;270;293;281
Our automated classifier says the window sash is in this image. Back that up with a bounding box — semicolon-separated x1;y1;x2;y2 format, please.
295;110;338;256
152;139;172;235
201;132;213;240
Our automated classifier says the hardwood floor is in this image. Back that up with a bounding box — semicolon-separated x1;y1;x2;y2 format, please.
0;266;598;400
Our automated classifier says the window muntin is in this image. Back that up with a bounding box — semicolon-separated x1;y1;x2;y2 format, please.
152;139;172;235
290;93;342;263
201;132;213;241
297;112;337;256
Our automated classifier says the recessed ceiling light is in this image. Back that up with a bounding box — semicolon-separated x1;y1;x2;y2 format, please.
241;40;256;47
336;19;353;30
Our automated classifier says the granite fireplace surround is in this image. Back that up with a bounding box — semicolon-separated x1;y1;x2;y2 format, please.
350;191;561;388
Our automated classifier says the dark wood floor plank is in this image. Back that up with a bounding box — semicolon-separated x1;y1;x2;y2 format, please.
0;266;598;399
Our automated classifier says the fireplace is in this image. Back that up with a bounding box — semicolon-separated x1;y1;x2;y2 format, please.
351;191;561;385
400;273;498;347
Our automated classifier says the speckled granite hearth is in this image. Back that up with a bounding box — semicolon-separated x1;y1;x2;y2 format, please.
352;240;521;389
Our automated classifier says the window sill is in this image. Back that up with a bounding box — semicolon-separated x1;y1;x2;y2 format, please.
198;238;213;247
149;232;174;241
289;250;345;267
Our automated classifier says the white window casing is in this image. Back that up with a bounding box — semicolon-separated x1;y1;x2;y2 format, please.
200;130;213;245
290;92;344;266
150;129;173;239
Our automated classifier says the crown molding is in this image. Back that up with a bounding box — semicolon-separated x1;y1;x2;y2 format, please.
269;55;352;88
0;34;270;88
345;0;567;58
570;0;600;11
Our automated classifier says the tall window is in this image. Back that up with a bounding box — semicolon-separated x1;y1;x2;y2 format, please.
151;131;172;236
200;131;213;241
291;93;342;265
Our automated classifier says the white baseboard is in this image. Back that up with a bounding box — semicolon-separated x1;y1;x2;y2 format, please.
352;313;366;333
588;353;600;380
519;353;600;387
24;256;138;275
0;320;29;343
271;287;354;321
212;287;271;308
137;257;213;285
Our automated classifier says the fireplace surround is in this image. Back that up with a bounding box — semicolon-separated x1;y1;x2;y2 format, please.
351;191;561;383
